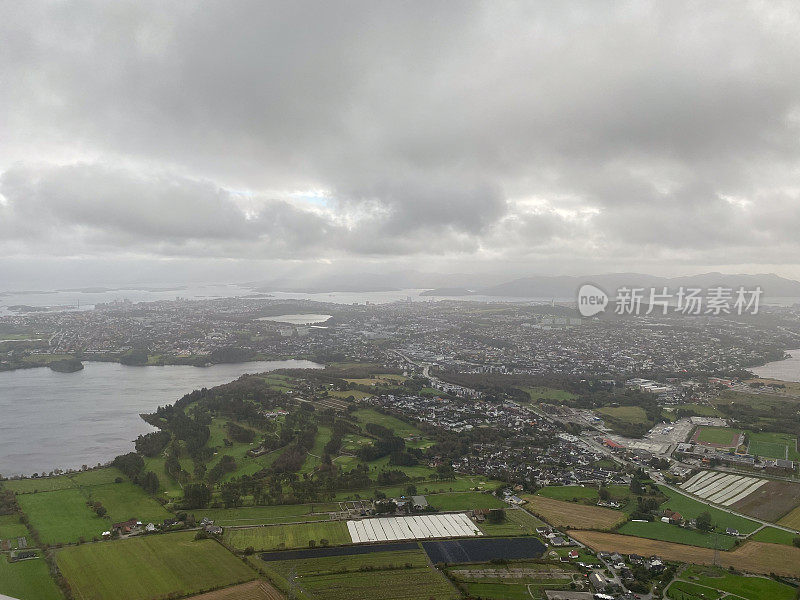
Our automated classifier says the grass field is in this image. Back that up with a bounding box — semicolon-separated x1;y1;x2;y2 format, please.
261;550;456;600
478;508;546;536
569;531;800;577
617;521;737;550
658;486;759;534
0;551;64;600
747;431;800;461
85;482;171;524
678;565;797;600
185;581;284;600
750;527;798;545
224;521;351;550
694;426;742;447
461;582;533;599
17;488;107;544
332;475;503;501
191;503;341;526
521;495;625;530
3;476;76;494
536;485;599;501
667;580;725;600
427;491;507;511
535;484;633;507
596;405;649;425
0;514;30;541
778;505;800;529
57;532;256;600
352;409;427;439
2;468;127;495
519;386;578;404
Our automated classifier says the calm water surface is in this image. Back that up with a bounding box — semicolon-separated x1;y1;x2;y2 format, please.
750;349;800;382
0;359;321;476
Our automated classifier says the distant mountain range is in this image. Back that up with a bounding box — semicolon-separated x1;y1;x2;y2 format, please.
249;270;800;298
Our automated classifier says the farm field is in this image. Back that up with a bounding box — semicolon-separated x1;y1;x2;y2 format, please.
521;495;625;530
332;475;503;501
0;513;29;541
56;531;256;600
460;582;535;600
659;486;759;533
569;531;800;577
191;503;340;526
261;548;430;576
286;567;455;600
85;481;171;524
427;491;507;511
17;488;107;544
261;548;455;600
732;480;800;521
2;476;76;494
617;520;737;550
667;580;725;600
676;565;797;600
478;508;545;536
185;581;284;600
224;521;351;550
0;552;64;600
778;504;800;529
749;526;798;545
536;485;598;501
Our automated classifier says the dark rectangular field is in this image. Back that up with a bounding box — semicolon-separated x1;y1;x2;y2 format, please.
259;541;419;562
422;537;546;564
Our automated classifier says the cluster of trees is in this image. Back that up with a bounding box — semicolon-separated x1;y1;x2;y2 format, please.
111;452;161;495
357;423;406;462
134;431;171;457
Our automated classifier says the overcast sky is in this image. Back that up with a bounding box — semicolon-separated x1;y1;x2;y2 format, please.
2;1;800;287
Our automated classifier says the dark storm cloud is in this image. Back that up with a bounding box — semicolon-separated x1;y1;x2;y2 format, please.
2;0;800;277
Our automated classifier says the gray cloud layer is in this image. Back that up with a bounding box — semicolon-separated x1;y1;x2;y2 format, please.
2;1;800;281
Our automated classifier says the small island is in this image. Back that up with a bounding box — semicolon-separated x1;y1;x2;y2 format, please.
48;357;85;373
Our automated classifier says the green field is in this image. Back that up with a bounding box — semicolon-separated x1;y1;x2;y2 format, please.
301;567;456;600
750;526;800;546
694;426;742;446
478;508;546;536
537;485;600;501
332;475;503;502
191;503;340;526
519;386;578;404
427;491;507;511
657;486;759;534
597;405;649;425
618;520;737;550
17;488;108;544
84;482;171;525
261;548;430;577
461;582;533;600
0;552;64;600
56;532;256;600
0;514;30;541
68;468;126;487
677;565;797;600
3;476;76;494
667;580;726;600
224;521;351;550
747;431;800;461
352;409;427;439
